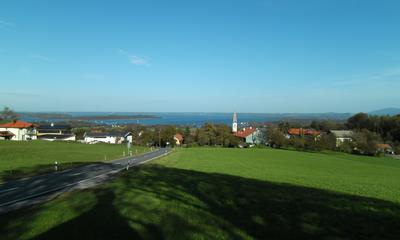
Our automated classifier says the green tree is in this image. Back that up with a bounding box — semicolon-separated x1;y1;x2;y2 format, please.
338;140;353;153
353;129;381;156
73;127;90;140
0;107;18;122
215;124;231;146
278;122;291;133
196;128;209;146
395;145;400;155
304;136;320;151
160;126;177;147
290;137;305;150
347;113;378;131
317;133;337;150
310;120;345;131
267;127;287;148
183;127;193;146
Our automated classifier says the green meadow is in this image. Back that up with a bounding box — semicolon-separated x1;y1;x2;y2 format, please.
1;147;400;239
0;141;148;182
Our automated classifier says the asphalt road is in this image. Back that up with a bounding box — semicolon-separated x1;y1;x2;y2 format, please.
0;148;171;212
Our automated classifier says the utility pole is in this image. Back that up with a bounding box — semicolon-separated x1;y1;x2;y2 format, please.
158;128;161;147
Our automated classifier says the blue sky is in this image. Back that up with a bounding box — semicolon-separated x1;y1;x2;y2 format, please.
1;0;399;113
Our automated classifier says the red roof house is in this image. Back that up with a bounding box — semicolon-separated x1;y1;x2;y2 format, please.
288;128;321;136
233;127;262;145
0;120;37;140
0;120;36;129
234;128;257;138
173;133;184;145
376;143;392;150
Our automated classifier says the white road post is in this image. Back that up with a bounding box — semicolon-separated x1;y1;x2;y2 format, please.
126;160;131;170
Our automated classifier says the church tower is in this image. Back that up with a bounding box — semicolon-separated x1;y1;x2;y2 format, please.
232;112;238;133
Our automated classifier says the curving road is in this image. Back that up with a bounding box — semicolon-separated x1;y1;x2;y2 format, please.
0;148;171;213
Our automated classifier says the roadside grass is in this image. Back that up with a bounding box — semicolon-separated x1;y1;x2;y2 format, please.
1;148;400;239
0;141;149;182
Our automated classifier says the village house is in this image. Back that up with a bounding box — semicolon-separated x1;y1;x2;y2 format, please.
234;127;263;145
329;130;354;147
0;120;37;141
287;128;321;138
231;112;262;146
36;123;76;141
376;143;394;155
173;133;184;146
84;132;125;144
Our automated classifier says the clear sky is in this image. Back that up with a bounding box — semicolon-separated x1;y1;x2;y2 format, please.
1;0;399;113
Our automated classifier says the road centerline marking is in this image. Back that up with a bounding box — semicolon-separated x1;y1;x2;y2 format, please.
0;187;19;193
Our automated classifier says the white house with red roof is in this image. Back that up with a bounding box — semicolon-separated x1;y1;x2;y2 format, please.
234;127;262;145
0;120;37;141
173;133;184;146
231;113;262;145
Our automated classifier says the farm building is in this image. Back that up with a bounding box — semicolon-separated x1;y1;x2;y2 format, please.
84;132;125;144
0;120;37;141
36;123;76;141
329;130;354;147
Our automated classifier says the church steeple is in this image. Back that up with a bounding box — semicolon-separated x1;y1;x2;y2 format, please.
232;112;238;133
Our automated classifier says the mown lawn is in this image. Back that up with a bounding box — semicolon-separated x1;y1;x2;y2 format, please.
157;148;400;203
1;148;400;239
0;141;149;182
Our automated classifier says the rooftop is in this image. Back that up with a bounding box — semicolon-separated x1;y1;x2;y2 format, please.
288;128;321;136
234;127;256;138
0;120;36;129
84;132;124;138
376;143;392;149
329;130;354;138
37;124;71;130
174;133;184;141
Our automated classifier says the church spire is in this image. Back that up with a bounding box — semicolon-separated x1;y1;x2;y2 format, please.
232;112;238;133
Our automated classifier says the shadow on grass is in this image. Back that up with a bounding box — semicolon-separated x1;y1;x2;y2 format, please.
31;189;144;240
1;164;400;239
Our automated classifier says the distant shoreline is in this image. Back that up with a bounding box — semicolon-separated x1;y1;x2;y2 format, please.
74;115;159;120
20;113;160;121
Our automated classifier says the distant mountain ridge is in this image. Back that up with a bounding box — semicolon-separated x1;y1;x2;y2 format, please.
369;108;400;116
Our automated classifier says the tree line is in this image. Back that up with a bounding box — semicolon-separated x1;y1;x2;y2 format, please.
0;107;18;123
122;123;240;147
266;113;400;156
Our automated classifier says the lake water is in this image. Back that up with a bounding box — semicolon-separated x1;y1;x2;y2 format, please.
21;112;270;126
20;112;351;126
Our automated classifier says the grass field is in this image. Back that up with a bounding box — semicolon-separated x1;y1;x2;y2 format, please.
1;147;400;239
0;141;149;182
158;148;400;203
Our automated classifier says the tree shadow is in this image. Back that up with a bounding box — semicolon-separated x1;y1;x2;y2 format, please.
32;189;143;240
120;165;400;239
1;164;400;239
